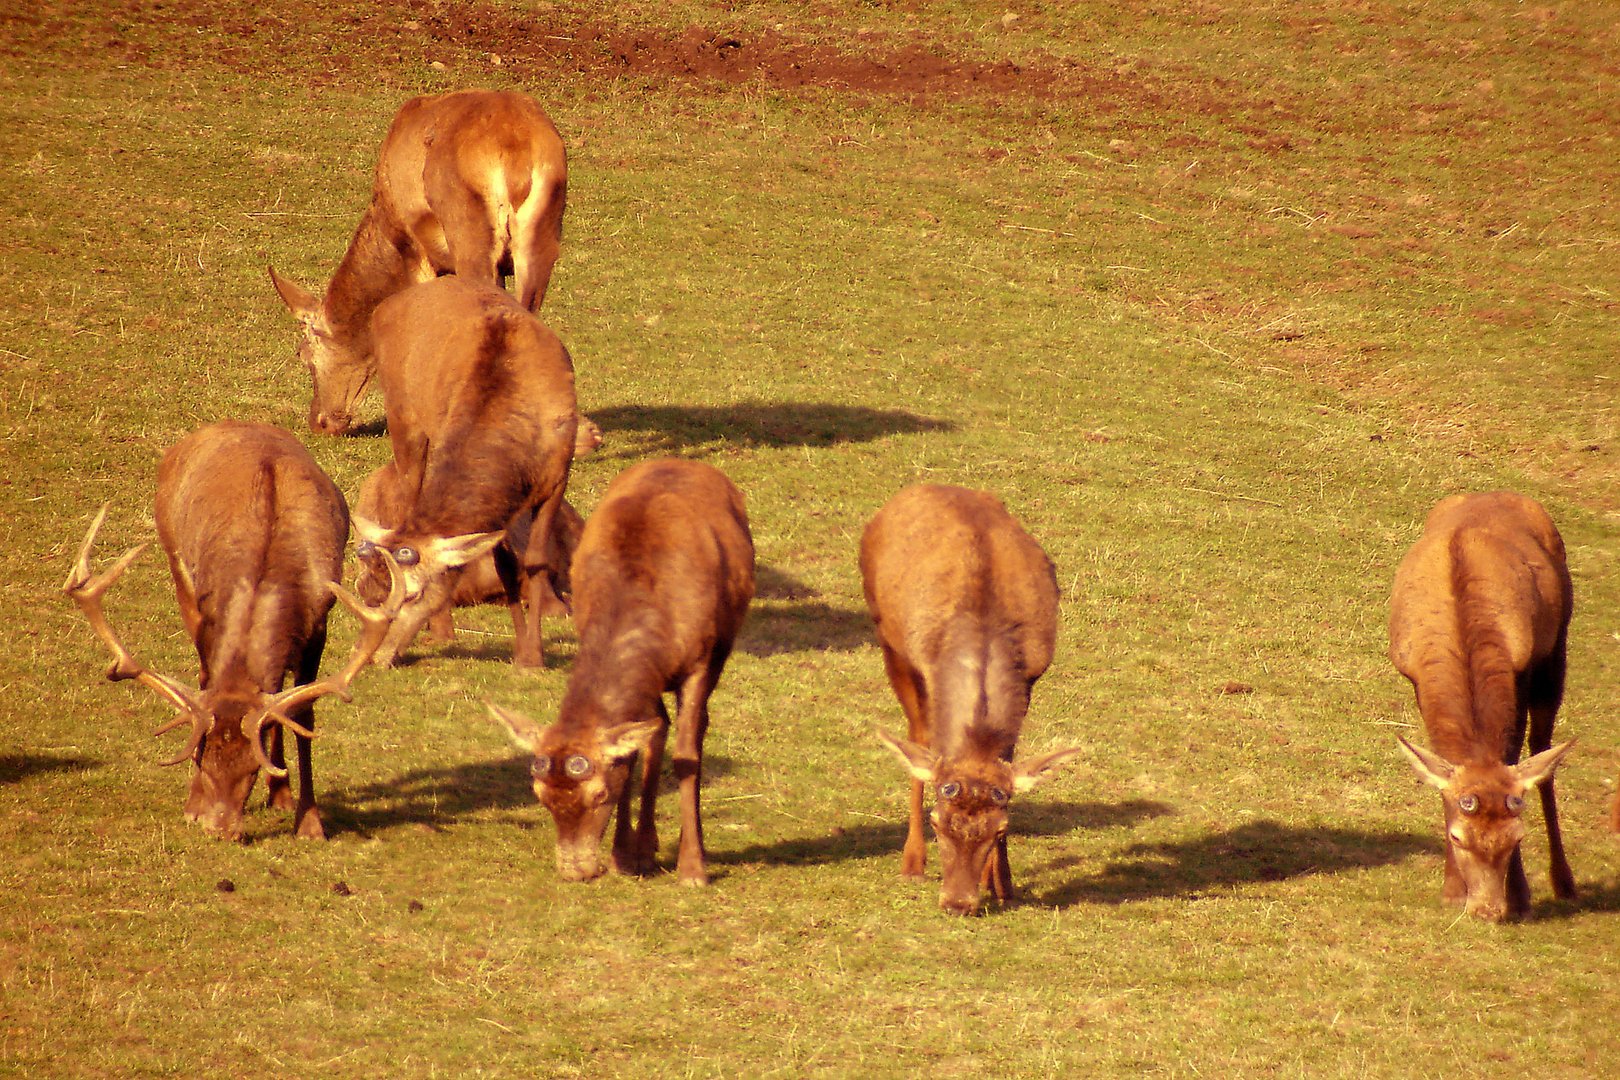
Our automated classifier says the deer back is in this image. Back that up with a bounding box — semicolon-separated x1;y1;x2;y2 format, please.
371;275;577;540
563;458;756;724
861;483;1057;753
1388;490;1571;764
155;421;348;691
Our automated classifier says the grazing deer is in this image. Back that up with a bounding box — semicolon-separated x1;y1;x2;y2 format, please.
269;88;568;436
491;459;755;885
353;462;584;647
352;275;577;669
862;484;1081;915
62;421;402;841
1389;491;1577;922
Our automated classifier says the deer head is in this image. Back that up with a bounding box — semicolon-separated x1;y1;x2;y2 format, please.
877;731;1081;914
1398;735;1575;922
64;505;403;840
490;702;663;881
268;266;373;436
352;515;506;667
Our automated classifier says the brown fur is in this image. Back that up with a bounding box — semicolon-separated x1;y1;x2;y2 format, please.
861;484;1080;915
1389;491;1577;922
353;462;583;644
122;422;348;840
492;459;755;885
269;89;567;435
354;275;576;668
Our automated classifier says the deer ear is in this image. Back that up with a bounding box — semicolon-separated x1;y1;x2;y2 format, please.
1397;736;1455;789
1011;745;1084;793
430;530;506;569
487;702;542;753
875;729;939;783
268;265;321;323
600;718;665;761
1516;739;1576;790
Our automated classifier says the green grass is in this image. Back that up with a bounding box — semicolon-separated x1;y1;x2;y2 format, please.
3;1;1619;1075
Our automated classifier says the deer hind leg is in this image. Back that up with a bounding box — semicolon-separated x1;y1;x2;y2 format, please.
614;701;669;877
1528;645;1576;901
427;164;503;288
512;177;564;311
880;643;931;880
672;661;722;886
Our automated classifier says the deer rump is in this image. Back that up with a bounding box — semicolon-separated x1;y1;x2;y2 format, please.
1388;490;1577;922
354;275;578;669
862;483;1080;915
492;458;756;886
270;88;567;435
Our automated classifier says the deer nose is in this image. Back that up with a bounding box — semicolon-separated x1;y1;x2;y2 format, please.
938;893;980;917
309;412;351;436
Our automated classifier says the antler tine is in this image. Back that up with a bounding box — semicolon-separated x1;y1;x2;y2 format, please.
63;504;203;717
262;548;404;718
245;708;317;779
155;713;210;768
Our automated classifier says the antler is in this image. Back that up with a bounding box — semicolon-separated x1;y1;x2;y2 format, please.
64;505;206;733
248;549;404;777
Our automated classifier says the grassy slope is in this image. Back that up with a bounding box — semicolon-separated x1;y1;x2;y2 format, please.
1;1;1618;1076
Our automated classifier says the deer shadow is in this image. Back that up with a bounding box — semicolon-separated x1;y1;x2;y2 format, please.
711;798;1173;868
589;401;954;459
322;753;737;835
0;753;99;785
1032;819;1431;907
739;562;872;657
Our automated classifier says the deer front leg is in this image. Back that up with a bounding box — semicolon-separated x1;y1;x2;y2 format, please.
672;673;713;886
986;834;1013;902
880;644;930;879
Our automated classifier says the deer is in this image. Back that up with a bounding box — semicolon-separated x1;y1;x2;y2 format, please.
490;458;755;886
352;461;584;648
62;421;403;841
862;483;1082;915
268;88;569;437
1389;490;1578;922
351;275;577;670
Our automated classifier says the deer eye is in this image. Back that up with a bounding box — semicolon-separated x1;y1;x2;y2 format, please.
393;546;420;566
564;755;592;779
1458;794;1480;814
1506;794;1525;813
990;787;1009;805
938;781;961;800
530;755;552;777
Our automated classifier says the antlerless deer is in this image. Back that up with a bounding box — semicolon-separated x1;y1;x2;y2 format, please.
492;459;755;886
863;484;1081;915
1389;491;1577;922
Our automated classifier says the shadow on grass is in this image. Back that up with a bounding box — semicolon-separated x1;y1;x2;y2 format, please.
739;562;872;656
0;753;99;785
590;401;954;458
1529;877;1620;921
1034;819;1431;907
713;799;1173;868
323;753;736;835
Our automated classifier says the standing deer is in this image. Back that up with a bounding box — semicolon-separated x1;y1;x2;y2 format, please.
353;461;584;648
491;459;755;885
862;484;1081;915
352;275;577;669
1389;491;1577;922
269;89;567;436
63;421;402;841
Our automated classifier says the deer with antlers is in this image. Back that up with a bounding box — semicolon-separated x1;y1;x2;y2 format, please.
63;421;402;841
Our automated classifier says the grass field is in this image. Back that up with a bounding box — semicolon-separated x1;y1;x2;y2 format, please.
3;1;1619;1075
